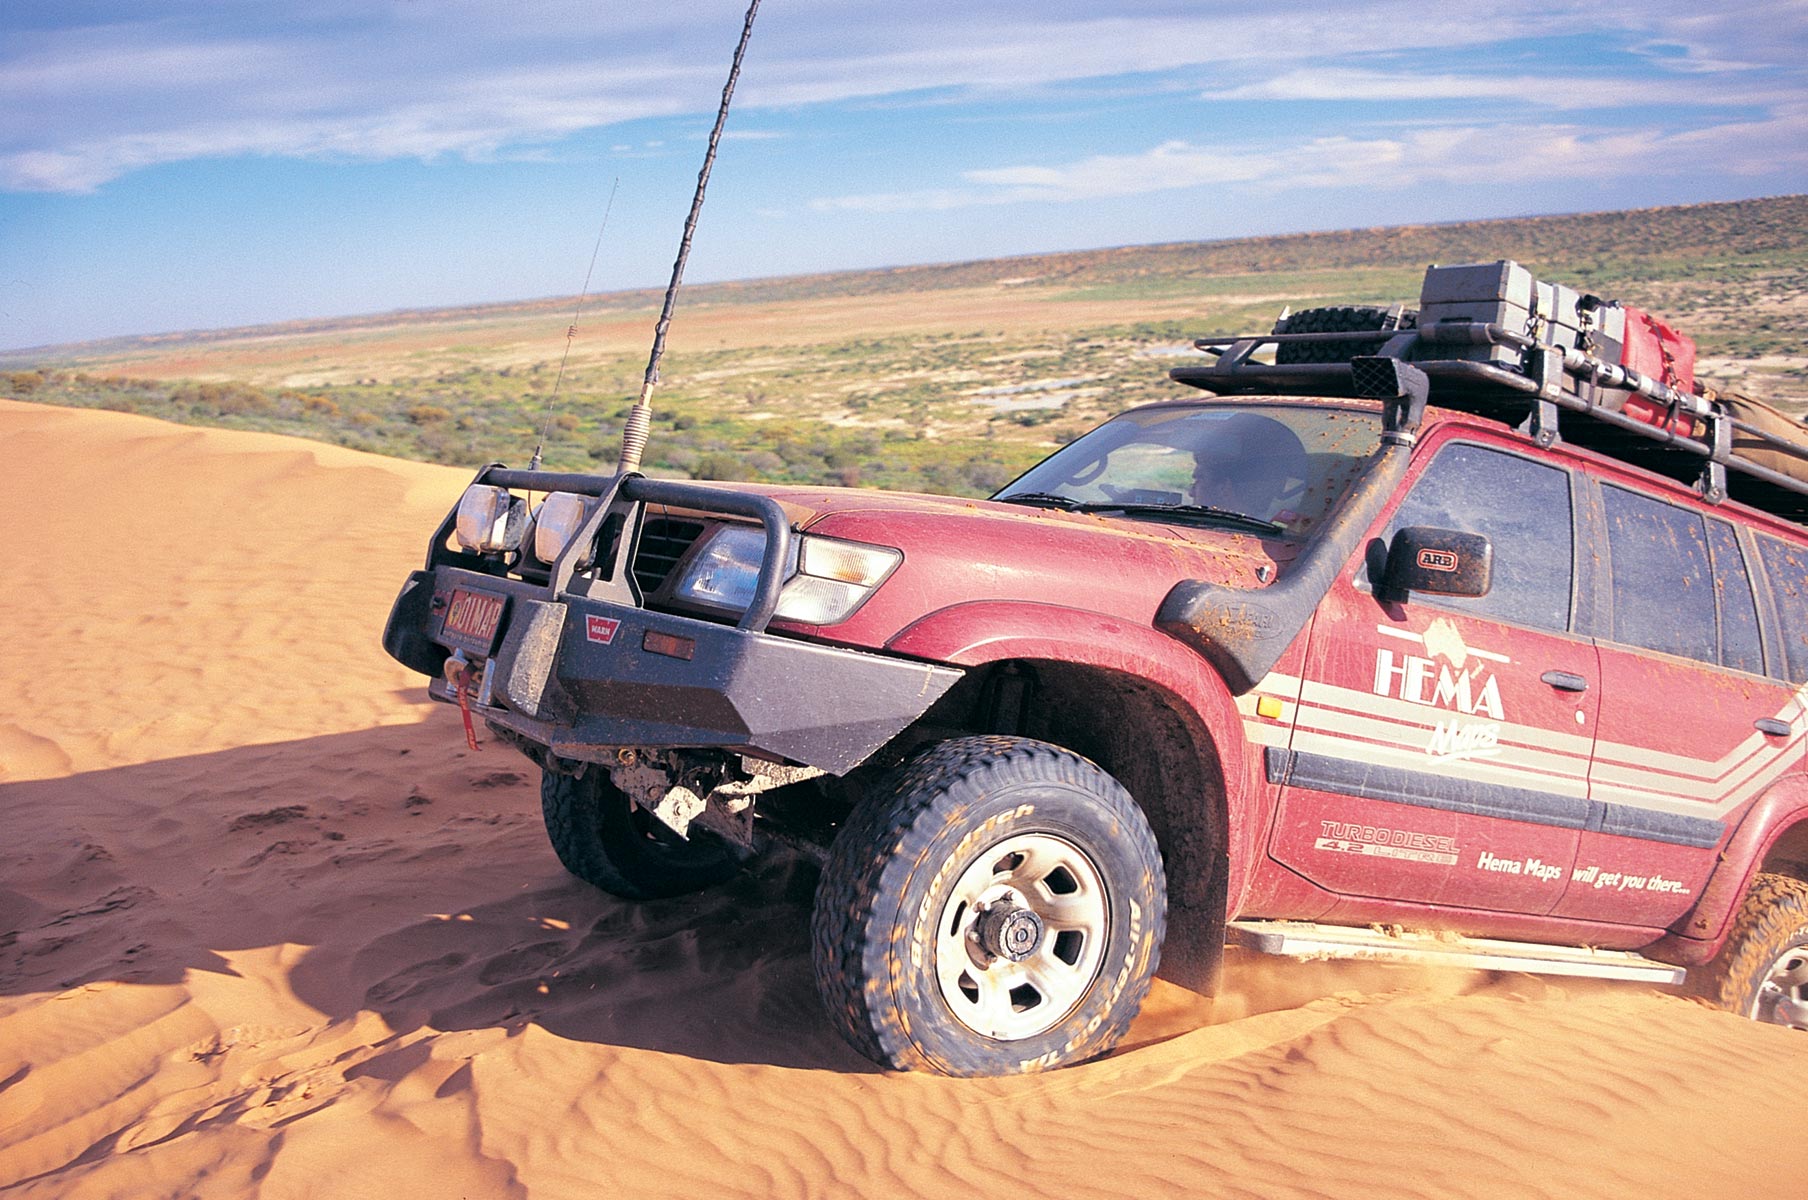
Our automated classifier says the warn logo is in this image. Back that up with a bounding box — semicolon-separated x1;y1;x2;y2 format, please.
585;615;622;645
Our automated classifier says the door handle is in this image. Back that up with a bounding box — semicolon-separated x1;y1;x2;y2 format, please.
1756;717;1793;737
1540;670;1589;693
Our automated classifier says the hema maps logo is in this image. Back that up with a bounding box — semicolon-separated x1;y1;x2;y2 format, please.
1372;619;1510;761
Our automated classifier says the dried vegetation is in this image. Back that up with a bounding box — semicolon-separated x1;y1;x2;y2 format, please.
5;195;1803;495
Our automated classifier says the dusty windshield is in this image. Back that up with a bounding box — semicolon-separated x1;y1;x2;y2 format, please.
994;403;1381;537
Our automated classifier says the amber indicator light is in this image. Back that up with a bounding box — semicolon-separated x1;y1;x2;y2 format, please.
642;630;696;661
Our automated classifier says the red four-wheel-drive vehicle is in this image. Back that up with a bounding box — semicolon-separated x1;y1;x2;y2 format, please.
383;261;1808;1075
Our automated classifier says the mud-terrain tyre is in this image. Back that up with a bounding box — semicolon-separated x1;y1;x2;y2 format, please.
1273;304;1417;364
1695;872;1808;1029
540;768;743;900
811;736;1166;1076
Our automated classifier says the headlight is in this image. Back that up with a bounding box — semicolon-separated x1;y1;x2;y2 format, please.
672;525;778;612
670;527;900;625
533;491;597;565
455;485;526;553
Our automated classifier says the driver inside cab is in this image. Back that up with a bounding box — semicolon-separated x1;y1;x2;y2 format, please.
1190;412;1309;528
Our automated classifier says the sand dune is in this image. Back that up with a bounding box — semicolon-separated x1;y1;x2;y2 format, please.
2;398;1804;1198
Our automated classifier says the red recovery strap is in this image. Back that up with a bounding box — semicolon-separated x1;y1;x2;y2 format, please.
453;665;482;752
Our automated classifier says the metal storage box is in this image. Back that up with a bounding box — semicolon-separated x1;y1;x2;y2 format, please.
1419;260;1585;366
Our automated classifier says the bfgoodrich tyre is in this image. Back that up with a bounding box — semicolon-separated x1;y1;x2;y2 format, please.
811;736;1167;1075
1697;872;1808;1029
540;768;744;900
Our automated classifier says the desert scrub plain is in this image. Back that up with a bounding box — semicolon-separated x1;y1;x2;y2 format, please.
5;194;1804;495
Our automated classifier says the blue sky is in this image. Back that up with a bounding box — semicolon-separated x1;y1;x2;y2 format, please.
2;1;1804;351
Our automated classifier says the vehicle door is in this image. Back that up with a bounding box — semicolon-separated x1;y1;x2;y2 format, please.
1266;433;1597;917
1557;487;1806;926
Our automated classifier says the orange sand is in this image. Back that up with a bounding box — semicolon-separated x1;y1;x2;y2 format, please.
2;398;1804;1198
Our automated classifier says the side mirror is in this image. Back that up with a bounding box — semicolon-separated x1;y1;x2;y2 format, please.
1382;526;1492;599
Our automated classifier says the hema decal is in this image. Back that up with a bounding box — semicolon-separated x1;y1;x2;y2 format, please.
1373;618;1507;724
1570;863;1691;895
1426;719;1501;760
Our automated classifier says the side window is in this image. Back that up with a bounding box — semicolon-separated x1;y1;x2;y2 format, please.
1377;442;1573;631
1601;485;1716;663
1758;535;1808;684
1707;521;1764;675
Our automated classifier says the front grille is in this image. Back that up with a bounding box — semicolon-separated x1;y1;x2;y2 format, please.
633;517;706;595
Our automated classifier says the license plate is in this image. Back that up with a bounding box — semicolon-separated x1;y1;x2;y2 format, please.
443;587;506;656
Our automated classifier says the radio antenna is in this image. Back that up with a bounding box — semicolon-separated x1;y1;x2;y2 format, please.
616;0;761;476
529;175;620;472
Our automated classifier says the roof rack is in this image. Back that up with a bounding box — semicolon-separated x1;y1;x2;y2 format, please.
1172;320;1808;525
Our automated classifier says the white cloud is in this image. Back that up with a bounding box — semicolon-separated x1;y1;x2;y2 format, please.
813;104;1808;213
1;1;1803;193
1199;68;1773;108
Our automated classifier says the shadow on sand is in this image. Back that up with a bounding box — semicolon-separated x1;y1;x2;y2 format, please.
0;712;876;1073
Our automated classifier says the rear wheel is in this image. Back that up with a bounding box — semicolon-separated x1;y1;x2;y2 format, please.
811;736;1166;1075
1697;873;1808;1029
540;768;744;900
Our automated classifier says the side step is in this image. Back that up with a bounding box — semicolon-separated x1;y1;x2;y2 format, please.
1227;920;1686;985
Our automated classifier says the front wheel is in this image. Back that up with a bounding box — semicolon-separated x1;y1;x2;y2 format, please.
540;768;744;900
1697;872;1808;1028
811;736;1167;1075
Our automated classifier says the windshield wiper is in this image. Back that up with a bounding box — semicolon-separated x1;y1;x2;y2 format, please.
995;492;1084;510
996;493;1284;534
1074;502;1284;534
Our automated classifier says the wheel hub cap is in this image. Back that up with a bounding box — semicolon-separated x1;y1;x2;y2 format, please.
977;904;1044;963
